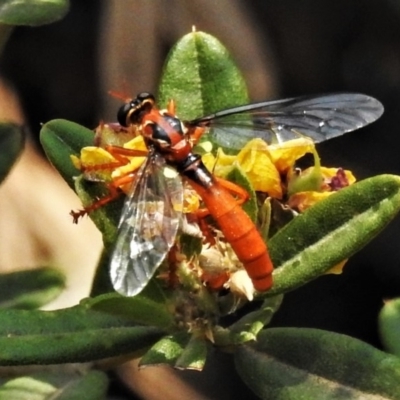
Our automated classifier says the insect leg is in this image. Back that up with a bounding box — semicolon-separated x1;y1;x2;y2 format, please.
213;176;250;206
70;172;136;223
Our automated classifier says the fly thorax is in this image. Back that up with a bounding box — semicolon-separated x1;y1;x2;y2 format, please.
143;114;190;159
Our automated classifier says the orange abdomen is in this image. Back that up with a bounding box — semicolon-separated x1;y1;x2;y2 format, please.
189;180;273;291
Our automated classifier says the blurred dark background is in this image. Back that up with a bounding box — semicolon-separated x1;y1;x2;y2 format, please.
1;0;400;398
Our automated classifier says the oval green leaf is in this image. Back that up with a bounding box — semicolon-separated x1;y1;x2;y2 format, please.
40;120;124;244
86;291;175;330
0;0;69;26
228;295;283;337
0;122;24;184
139;332;191;368
0;267;65;309
40;119;94;188
235;327;400;400
158;30;248;120
0;300;164;366
379;297;400;357
174;334;208;371
73;175;122;247
226;164;258;222
0;370;108;400
266;174;400;295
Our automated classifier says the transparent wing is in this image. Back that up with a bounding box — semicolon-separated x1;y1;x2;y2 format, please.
109;151;183;296
190;93;384;150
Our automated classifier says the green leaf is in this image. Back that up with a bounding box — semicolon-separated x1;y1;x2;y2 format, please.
213;296;283;347
86;291;175;330
228;295;283;336
0;300;164;366
0;0;69;26
158;30;248;120
174;334;208;371
235;327;400;400
140;332;208;371
226;164;258;222
259;197;272;241
0;370;108;400
213;326;257;347
73;175;122;247
139;332;190;367
0;267;65;309
287;146;322;195
40;119;125;243
266;175;400;295
40;119;94;188
0;122;24;184
379;297;400;357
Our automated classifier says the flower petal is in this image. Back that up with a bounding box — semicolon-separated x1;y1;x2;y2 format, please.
269;138;315;172
325;259;348;275
288;191;332;212
230;270;255;301
111;136;148;178
78;146;117;181
236;139;282;197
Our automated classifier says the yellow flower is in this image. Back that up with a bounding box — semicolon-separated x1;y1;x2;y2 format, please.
269;138;315;173
202;148;236;178
201;138;322;200
288;167;356;211
110;136;147;179
202;138;283;198
71;146;116;182
288;191;332;212
182;186;201;213
236;139;282;197
72;135;148;184
319;167;356;190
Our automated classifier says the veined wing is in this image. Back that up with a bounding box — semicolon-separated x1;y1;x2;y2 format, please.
190;93;384;150
110;150;183;296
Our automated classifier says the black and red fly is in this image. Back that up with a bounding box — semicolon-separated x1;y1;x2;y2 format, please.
73;92;383;296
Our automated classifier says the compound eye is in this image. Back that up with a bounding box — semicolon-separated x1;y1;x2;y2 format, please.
137;92;155;102
117;102;135;127
117;93;156;126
